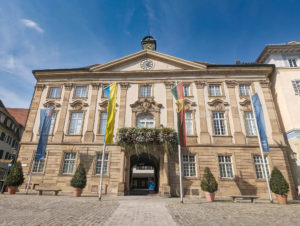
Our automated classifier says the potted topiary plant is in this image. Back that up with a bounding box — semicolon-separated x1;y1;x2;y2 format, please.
269;167;289;204
4;161;24;195
70;163;87;197
201;167;218;202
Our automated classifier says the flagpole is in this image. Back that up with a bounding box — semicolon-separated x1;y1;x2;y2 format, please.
25;158;35;194
98;142;106;200
250;93;273;203
178;144;184;203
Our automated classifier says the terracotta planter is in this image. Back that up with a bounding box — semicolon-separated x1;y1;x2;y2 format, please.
73;188;83;197
7;186;18;195
205;192;215;202
276;194;288;204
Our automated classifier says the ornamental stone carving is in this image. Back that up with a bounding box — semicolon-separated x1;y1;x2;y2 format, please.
43;100;61;109
70;100;88;110
130;97;162;114
239;98;252;111
207;98;229;111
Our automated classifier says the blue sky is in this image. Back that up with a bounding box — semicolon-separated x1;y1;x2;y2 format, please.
0;0;299;108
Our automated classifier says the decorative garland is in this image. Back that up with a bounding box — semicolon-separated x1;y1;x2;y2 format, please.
117;127;178;155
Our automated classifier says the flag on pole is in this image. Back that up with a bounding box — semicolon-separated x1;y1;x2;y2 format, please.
35;108;53;160
171;82;187;147
104;83;117;144
251;93;270;152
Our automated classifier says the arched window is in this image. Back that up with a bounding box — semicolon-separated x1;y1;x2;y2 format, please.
136;114;155;128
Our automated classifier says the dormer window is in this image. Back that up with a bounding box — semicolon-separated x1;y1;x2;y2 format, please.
288;58;298;67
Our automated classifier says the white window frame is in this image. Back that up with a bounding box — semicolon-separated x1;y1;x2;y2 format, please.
95;153;109;175
183;85;190;97
185;112;193;135
140;86;152;97
239;84;251;96
253;155;270;179
213;112;227;135
209;84;222;96
62;153;76;174
75;86;87;98
99;112;107;135
183;154;196;177
136;114;155;128
288;58;298;67
292;80;300;95
32;159;45;173
218;155;234;178
69;112;83;135
49;87;61;98
245;111;257;136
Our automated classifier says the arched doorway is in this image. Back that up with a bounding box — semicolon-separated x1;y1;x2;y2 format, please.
129;153;159;195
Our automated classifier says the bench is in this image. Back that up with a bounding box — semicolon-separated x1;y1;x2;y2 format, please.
230;195;259;203
36;188;62;196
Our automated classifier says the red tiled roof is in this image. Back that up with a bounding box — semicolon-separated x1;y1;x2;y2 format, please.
6;108;29;127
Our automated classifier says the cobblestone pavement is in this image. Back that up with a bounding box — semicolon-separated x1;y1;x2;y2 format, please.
167;199;300;226
1;194;300;226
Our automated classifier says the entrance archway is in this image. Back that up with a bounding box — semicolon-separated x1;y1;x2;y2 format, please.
129;153;159;195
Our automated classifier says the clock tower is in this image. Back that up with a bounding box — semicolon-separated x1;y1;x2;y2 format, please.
141;36;156;51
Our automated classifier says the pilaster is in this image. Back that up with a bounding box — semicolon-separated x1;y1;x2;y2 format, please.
195;81;211;144
84;83;100;142
164;82;175;128
53;83;73;142
226;81;245;144
22;84;45;142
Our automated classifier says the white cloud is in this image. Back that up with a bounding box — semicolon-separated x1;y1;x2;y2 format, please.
20;18;44;33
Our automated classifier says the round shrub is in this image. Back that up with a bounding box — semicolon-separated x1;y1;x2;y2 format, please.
5;161;24;187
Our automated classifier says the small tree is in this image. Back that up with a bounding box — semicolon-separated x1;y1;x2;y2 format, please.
70;164;87;189
269;167;289;195
201;167;218;193
5;161;24;187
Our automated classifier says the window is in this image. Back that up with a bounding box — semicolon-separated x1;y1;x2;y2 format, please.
183;155;196;177
6;119;11;128
185;112;193;135
288;58;297;67
183;85;190;97
69;112;83;135
0;132;5;141
49;113;55;134
0;150;3;159
4;152;9;160
62;153;76;174
6;136;10;144
75;86;87;98
218;155;234;178
292;80;300;95
32;160;45;173
253;155;270;179
213;112;227;135
239;84;251;96
245;112;257;136
99;112;107;135
0;113;5;123
209;84;222;96
140;86;151;97
49;87;61;98
95;153;109;175
137;114;155;128
103;88;108;98
11;140;15;147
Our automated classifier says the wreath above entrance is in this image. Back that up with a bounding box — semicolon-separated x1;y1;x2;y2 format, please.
117;127;178;155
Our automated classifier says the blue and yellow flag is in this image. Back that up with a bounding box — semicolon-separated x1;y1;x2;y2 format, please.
104;83;117;144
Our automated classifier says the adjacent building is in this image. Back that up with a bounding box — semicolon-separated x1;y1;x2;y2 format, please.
0;100;28;181
18;37;296;199
257;41;300;194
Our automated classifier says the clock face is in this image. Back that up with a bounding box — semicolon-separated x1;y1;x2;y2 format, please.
140;59;153;70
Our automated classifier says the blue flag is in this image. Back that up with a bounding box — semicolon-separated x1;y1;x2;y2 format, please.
252;94;270;152
35;108;53;160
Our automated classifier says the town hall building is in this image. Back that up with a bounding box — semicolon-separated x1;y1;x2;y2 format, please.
18;37;296;199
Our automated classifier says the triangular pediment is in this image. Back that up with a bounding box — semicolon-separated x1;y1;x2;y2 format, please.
90;50;206;72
